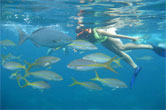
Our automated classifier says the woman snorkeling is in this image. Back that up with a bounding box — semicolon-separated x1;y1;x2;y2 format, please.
76;26;166;88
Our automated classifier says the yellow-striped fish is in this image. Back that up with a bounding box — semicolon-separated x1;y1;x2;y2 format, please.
16;74;50;90
69;78;102;90
2;61;26;71
91;71;127;89
67;56;118;73
25;70;63;81
0;40;16;46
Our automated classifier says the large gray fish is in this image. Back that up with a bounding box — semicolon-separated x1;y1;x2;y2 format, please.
18;27;73;48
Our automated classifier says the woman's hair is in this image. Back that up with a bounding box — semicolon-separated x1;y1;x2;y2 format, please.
75;27;97;43
76;27;91;39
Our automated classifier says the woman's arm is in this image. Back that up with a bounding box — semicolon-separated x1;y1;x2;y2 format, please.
96;29;139;41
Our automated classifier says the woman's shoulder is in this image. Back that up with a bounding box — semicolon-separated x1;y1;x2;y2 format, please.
95;27;117;35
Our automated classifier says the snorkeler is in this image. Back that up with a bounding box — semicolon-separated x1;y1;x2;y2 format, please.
75;27;166;88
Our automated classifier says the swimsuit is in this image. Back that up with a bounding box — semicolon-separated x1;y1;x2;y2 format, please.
76;28;108;43
93;28;108;43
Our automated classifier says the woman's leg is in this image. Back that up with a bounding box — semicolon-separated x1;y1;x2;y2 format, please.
122;43;153;50
102;37;153;51
102;38;138;69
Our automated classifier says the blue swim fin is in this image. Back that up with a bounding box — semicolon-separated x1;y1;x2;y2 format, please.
152;45;166;57
130;67;142;88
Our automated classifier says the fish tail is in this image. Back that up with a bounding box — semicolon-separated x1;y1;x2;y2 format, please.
114;58;123;67
91;70;100;80
104;56;118;73
0;55;6;65
47;48;54;55
17;55;23;60
63;47;69;55
9;70;19;79
69;77;81;87
22;64;31;77
16;73;29;88
1;59;5;65
24;60;33;72
18;27;27;45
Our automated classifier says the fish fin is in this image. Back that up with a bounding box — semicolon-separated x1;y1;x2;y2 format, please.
1;59;5;65
52;40;57;43
17;55;23;61
43;62;50;67
0;55;6;65
69;77;81;87
9;70;20;79
22;62;30;77
22;77;31;87
32;42;40;47
91;70;100;81
17;27;27;45
9;73;17;79
16;74;29;88
32;27;44;34
24;60;32;71
47;66;52;69
47;47;62;55
47;48;54;55
73;48;78;53
103;56;118;73
63;47;69;55
3;46;7;50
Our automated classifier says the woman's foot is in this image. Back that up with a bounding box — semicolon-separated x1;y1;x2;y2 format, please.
151;44;166;57
130;66;142;88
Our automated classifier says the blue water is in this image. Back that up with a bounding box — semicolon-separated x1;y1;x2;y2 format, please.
0;0;165;109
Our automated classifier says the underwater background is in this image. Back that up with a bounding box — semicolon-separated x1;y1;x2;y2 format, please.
0;0;165;109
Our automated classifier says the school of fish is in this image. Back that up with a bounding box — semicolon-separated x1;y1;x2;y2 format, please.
1;27;157;91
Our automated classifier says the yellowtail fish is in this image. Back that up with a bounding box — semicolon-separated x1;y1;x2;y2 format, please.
1;53;22;65
69;78;102;90
136;56;153;60
67;56;118;73
82;52;123;67
47;39;97;55
68;40;98;50
91;71;127;89
2;61;26;71
16;74;50;89
25;56;60;71
25;70;63;81
83;52;111;63
0;39;16;46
